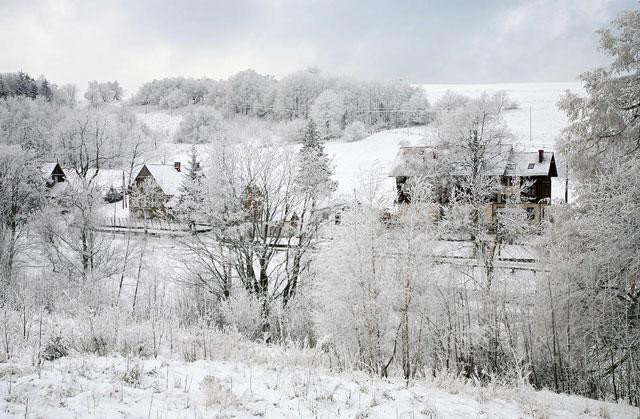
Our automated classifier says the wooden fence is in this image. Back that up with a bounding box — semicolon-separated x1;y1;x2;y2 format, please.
99;217;210;234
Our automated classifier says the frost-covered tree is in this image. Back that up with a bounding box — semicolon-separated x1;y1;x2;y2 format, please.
130;77;217;107
84;81;123;106
159;88;190;111
52;84;78;108
315;171;438;378
174;145;205;229
435;89;468;111
310;89;345;139
221;69;276;116
174;107;224;144
433;92;531;376
40;108;123;283
402;90;431;125
36;76;53;102
539;8;640;401
112;107;152;184
40;179;119;283
0;96;63;155
296;120;337;200
314;173;394;374
84;81;101;106
271;68;327;120
280;120;337;306
0;145;44;282
184;142;298;331
54;108;121;177
342;120;368;142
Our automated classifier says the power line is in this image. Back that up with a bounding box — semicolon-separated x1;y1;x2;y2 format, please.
223;101;433;113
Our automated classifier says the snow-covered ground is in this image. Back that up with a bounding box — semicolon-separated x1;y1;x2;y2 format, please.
1;351;636;419
136;111;183;139
325;126;430;200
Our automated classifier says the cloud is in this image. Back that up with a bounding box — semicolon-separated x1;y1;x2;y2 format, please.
0;0;635;94
460;0;625;82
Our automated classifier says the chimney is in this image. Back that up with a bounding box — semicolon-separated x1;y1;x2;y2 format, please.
538;149;544;163
174;161;181;172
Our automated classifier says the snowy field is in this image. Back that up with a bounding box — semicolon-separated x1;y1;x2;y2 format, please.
1;350;636;418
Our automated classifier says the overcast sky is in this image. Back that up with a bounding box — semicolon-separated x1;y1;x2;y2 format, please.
0;0;636;95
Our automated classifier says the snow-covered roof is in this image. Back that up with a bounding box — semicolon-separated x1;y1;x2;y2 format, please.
504;151;557;177
388;146;438;178
390;145;557;178
141;164;184;196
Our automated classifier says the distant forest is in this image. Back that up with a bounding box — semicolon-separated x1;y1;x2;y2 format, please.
0;71;53;100
130;69;432;135
0;71;78;107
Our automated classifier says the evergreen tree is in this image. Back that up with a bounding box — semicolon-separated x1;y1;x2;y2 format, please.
175;145;205;228
282;120;337;306
38;77;53;101
16;71;37;98
297;119;337;199
0;76;6;99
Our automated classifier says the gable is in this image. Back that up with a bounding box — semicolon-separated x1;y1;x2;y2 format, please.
135;164;184;196
134;165;152;183
42;162;66;184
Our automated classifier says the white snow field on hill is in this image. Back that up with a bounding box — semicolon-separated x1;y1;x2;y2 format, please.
421;81;582;148
0;349;636;418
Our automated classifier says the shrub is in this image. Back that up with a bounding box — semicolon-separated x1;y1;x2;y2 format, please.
274;118;308;143
174;106;224;143
41;337;68;361
199;375;239;408
342;121;368;142
218;291;264;340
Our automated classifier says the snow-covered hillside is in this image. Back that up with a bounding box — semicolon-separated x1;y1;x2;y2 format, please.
1;351;636;419
325;126;429;199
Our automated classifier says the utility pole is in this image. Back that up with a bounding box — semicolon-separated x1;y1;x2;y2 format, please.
564;145;570;204
529;106;532;143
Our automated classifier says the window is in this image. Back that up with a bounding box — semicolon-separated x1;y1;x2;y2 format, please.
527;163;535;169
